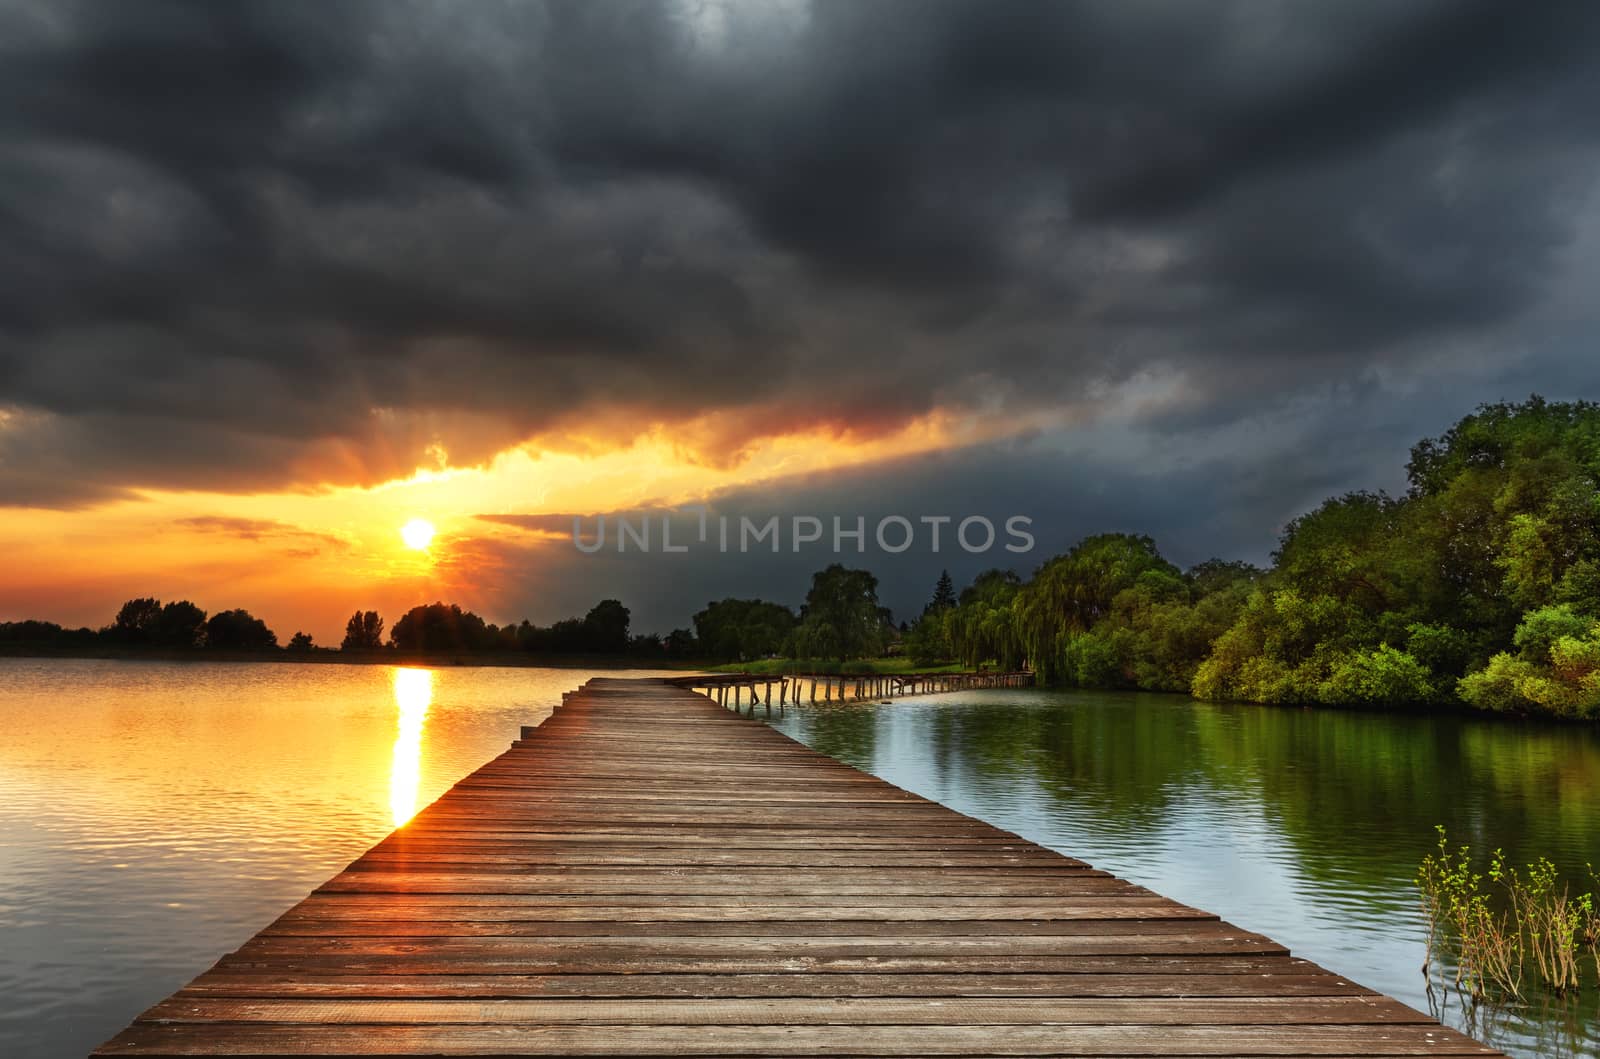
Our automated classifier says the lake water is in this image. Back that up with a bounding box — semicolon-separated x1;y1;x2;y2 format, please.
1;659;1597;1057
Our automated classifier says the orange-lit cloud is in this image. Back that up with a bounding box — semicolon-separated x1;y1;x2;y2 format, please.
0;405;1066;643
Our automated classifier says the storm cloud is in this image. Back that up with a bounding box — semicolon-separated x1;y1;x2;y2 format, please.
3;0;1600;508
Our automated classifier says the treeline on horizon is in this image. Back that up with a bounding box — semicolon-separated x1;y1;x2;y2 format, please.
0;597;662;659
902;397;1600;721
0;564;894;664
4;398;1597;719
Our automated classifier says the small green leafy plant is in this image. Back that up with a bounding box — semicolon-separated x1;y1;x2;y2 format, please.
1418;826;1600;1003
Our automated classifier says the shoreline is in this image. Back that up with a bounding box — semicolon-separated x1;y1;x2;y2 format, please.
0;645;709;671
3;646;1588;725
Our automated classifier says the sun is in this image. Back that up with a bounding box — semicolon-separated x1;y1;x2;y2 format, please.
399;518;436;550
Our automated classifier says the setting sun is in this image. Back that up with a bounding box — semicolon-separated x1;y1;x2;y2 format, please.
399;518;436;551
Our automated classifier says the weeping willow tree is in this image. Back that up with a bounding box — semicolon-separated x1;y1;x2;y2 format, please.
1012;534;1181;684
947;569;1025;670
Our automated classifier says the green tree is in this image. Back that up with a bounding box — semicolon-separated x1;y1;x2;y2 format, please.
792;564;885;662
1013;534;1180;683
904;608;953;665
1407;396;1600;642
1317;645;1436;707
947;569;1024;670
1459;606;1600;719
692;599;796;661
1062;558;1256;692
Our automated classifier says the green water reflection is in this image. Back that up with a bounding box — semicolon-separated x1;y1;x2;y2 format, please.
770;690;1600;1058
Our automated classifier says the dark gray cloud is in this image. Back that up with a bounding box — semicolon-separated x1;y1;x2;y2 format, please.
462;380;1461;633
3;0;1600;506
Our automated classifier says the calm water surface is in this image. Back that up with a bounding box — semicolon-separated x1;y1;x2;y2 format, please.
767;689;1600;1059
2;661;1597;1057
0;659;677;1057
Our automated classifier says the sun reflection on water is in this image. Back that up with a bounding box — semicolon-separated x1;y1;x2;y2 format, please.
389;667;433;827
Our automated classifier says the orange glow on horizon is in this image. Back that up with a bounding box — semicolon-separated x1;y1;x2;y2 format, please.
0;404;1069;641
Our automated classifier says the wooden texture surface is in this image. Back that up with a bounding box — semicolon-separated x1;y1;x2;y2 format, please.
92;678;1498;1057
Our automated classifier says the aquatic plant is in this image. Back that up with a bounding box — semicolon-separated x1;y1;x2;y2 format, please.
1418;826;1600;1003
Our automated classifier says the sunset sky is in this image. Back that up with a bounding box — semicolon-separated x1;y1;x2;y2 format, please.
3;1;1600;641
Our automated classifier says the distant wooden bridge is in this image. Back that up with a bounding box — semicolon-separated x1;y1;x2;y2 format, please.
94;677;1498;1057
668;670;1033;710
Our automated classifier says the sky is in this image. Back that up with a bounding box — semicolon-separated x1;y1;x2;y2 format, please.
3;0;1600;642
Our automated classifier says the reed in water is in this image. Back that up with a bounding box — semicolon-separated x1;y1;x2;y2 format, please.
1418;825;1600;1001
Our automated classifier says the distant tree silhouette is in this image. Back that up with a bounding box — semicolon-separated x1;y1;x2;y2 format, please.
205;609;278;650
390;602;489;652
154;600;208;648
692;599;795;661
287;631;315;651
583;599;631;653
341;610;385;651
663;627;698;659
0;620;96;647
112;598;163;643
929;569;957;612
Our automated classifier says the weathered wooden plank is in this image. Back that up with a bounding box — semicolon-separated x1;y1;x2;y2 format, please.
171;970;1377;1000
278;895;1177;915
254;920;1245;939
140;995;1432;1026
212;953;1330;976
229;931;1288;959
92;1022;1499;1055
91;677;1498;1058
315;872;1146;896
268;902;1214;925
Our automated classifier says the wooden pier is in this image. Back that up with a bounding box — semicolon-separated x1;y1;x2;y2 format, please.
94;677;1498;1057
669;670;1033;711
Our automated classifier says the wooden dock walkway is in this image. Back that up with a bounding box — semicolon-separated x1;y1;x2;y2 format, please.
94;677;1499;1057
667;670;1034;711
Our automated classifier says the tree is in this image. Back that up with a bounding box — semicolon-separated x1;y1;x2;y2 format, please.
1013;534;1179;682
287;631;315;651
1187;558;1263;596
153;600;208;648
341;610;385;651
792;565;885;662
663;627;698;659
157;601;208;648
1;620;96;647
583;599;631;653
205;609;278;650
928;570;957;613
692;599;797;662
947;569;1024;670
390;602;489;652
905;608;954;665
1459;605;1600;718
112;597;163;644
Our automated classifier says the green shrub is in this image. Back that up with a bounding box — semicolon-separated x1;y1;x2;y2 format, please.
1318;645;1435;706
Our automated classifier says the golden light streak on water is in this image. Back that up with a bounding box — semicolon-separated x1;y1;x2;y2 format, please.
389;667;433;827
